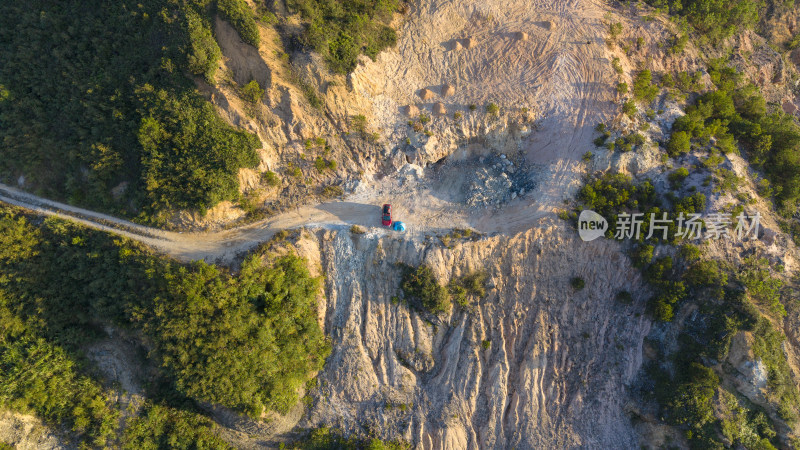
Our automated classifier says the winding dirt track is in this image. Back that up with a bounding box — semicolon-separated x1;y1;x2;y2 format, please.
0;183;382;263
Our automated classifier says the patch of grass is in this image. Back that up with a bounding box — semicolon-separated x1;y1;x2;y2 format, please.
611;57;624;74
320;185;344;198
349;225;366;234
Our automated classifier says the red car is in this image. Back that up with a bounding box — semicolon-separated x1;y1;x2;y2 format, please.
381;204;392;226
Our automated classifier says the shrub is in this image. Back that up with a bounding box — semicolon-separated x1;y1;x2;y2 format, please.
608;22;623;41
668;167;690;188
686;259;727;288
622;100;637;118
578;173;657;235
670;34;688;55
651;300;674;321
631;244;654;268
667;131;691;156
240;80;264;103
400;264;451;314
481;340;491;350
570;277;585;290
486;103;499;115
349;225;365;234
626;132;646;147
611;57;623;74
314;156;328;172
594;131;610;147
351;114;368;135
750;318;800;422
218;0;260;47
448;283;468;307
788;33;800;50
320;185;344;198
459;271;487;298
617;82;629;95
290;427;408;449
616;291;633;304
739;257;785;317
632;70;659;103
661;72;675;88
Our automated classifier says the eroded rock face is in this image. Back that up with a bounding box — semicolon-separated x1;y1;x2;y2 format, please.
303;223;650;449
728;331;769;402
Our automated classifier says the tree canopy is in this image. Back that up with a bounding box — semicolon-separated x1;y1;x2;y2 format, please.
0;1;260;223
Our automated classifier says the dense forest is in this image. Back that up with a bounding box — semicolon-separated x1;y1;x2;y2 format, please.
0;1;261;224
0;204;329;446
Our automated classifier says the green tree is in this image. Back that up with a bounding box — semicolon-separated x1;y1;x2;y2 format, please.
241;80;265;103
667;131;691;156
632;70;659;103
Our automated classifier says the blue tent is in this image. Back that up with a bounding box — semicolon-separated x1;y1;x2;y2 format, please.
393;221;406;232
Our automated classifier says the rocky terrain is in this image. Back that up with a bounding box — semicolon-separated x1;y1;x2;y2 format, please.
3;0;800;448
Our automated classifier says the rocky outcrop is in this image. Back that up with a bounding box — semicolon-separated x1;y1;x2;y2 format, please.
302;222;650;448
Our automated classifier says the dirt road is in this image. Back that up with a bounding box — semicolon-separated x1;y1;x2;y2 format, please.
0;183;388;263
